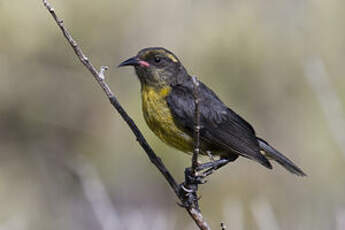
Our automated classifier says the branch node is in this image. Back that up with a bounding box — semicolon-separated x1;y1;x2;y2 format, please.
99;66;109;80
69;39;77;47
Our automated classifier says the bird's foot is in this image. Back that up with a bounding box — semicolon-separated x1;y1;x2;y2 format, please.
178;167;206;209
184;167;208;184
179;158;231;208
178;182;200;209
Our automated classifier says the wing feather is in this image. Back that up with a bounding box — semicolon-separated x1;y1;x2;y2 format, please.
166;78;272;169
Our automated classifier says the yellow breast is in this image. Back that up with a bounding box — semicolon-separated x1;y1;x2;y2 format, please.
141;86;193;153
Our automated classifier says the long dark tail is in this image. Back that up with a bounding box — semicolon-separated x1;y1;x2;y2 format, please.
257;138;306;176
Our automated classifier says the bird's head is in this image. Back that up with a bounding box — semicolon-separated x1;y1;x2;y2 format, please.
118;47;188;87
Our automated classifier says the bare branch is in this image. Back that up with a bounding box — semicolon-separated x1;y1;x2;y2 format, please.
191;76;201;176
178;76;204;213
42;0;210;229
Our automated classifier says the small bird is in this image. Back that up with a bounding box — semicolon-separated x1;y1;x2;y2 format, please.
119;47;306;177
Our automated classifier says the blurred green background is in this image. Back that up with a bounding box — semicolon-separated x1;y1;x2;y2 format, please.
1;1;345;229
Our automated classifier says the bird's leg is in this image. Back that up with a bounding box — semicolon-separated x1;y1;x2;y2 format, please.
182;158;230;186
179;157;231;208
178;167;200;209
195;158;229;172
179;158;230;207
199;158;230;177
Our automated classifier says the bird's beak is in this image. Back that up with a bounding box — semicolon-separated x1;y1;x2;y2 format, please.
118;56;150;68
118;56;139;67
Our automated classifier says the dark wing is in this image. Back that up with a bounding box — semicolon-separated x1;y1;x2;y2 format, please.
166;78;272;169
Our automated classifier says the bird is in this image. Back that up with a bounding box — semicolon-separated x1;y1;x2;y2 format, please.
118;47;306;177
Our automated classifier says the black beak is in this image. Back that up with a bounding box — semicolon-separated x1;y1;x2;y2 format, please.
118;56;139;68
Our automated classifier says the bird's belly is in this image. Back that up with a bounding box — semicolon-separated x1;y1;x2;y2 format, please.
142;87;193;153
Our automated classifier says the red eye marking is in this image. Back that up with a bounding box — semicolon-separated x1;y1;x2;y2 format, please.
139;60;150;67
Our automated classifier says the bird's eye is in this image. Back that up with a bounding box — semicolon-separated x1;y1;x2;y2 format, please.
154;56;161;63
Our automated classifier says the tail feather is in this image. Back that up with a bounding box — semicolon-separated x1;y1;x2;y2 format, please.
257;138;306;176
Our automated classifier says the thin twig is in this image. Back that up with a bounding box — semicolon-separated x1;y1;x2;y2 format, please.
191;76;201;176
179;76;202;211
42;1;210;229
180;76;202;211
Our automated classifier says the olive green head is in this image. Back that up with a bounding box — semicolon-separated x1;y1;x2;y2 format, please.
118;47;188;87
